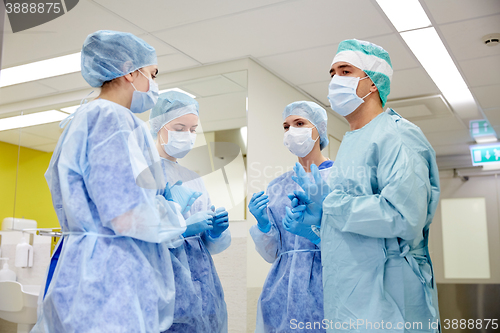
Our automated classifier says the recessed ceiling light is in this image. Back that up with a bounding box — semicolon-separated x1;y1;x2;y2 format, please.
158;88;196;98
0;52;81;88
376;0;431;32
0;111;68;131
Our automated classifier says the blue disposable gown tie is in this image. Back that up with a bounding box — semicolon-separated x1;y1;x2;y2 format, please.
32;99;187;333
160;158;230;333
250;161;333;333
321;109;440;333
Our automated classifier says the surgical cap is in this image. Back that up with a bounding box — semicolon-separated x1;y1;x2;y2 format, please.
149;91;199;139
331;39;393;107
283;101;329;150
81;30;158;87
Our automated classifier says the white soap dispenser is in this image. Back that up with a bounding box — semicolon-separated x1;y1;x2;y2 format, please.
15;235;34;268
0;258;16;282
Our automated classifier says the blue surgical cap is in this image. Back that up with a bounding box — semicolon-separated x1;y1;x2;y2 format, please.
81;30;158;87
283;101;329;150
149;91;199;139
331;39;393;107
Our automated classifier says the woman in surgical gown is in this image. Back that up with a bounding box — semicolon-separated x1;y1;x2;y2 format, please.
32;31;196;333
149;91;231;332
248;101;332;332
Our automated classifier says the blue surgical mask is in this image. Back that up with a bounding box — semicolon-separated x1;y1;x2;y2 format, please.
130;70;159;114
327;75;371;117
160;129;197;159
283;126;318;158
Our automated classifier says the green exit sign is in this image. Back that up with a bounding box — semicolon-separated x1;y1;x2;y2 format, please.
470;119;496;138
470;144;500;166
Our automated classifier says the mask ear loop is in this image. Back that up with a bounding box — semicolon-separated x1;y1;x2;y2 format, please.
159;124;169;145
359;75;373;100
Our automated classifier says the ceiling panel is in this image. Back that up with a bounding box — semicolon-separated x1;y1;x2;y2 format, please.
2;0;143;68
222;71;248;89
388;68;440;100
437;14;500;62
412;116;465;133
258;44;338;86
423;0;500;25
484;107;500;125
137;34;178;57
30;142;58;153
425;129;473;147
0;129;55;147
93;0;288;33
472;84;500;111
460;55;500;87
181;76;245;97
433;143;472;157
0;82;57;105
21;122;65;141
38;72;89;92
156;53;200;74
297;80;330;106
154;0;393;64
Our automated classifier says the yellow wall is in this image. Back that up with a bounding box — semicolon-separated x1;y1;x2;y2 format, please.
0;141;59;229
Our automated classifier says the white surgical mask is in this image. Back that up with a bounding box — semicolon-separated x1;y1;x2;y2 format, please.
130;70;159;114
160;129;197;159
283;126;318;158
327;75;371;117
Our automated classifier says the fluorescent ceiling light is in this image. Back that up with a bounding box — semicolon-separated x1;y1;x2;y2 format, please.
475;136;498;144
60;105;80;114
0;110;68;131
400;27;477;109
482;162;500;171
376;0;431;32
0;52;81;88
240;126;247;147
159;88;196;98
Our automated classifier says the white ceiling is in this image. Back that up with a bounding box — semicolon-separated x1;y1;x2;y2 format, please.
1;0;499;167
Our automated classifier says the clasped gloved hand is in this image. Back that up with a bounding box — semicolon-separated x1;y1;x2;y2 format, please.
282;206;320;244
164;181;202;215
291;162;331;206
208;206;229;238
248;191;271;232
183;210;215;237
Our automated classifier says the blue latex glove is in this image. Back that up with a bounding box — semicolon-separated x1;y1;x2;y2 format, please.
248;191;271;232
167;182;202;215
291;162;331;206
287;190;322;227
208;206;229;238
282;206;320;244
183;210;215;237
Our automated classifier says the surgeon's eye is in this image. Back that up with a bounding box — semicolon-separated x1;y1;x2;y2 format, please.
190;129;196;133
283;125;289;131
296;121;304;126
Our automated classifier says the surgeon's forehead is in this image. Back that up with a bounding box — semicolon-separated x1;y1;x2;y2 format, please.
283;115;310;124
329;62;357;75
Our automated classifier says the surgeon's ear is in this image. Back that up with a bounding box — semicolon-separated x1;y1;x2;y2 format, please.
123;71;139;83
370;82;378;93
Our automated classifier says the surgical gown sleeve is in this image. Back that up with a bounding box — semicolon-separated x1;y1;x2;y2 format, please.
202;229;231;255
85;105;186;244
249;212;279;264
323;128;432;241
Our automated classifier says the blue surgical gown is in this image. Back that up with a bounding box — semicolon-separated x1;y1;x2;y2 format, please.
161;158;230;333
321;109;440;332
32;99;187;333
250;161;333;333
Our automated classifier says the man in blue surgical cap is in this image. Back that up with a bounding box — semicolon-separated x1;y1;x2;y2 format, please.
290;39;441;332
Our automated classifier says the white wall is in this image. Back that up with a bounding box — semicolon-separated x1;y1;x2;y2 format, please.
429;171;500;284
